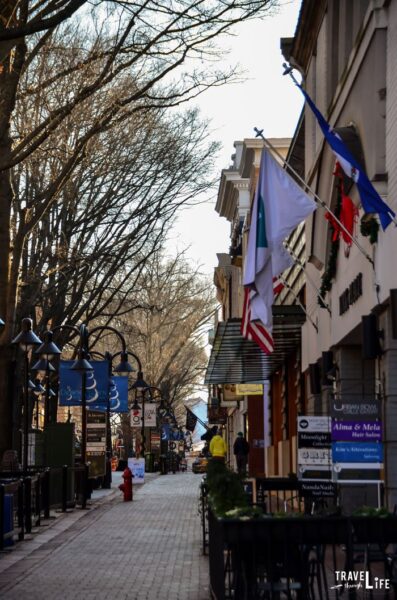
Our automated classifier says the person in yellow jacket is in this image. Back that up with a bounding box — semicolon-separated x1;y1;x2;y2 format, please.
209;428;227;462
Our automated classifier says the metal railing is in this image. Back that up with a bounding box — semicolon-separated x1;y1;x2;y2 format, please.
0;465;90;551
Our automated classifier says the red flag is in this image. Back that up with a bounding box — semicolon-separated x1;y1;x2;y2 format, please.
241;288;274;354
340;192;359;245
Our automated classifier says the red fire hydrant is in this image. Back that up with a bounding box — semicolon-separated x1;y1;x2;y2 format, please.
119;467;133;501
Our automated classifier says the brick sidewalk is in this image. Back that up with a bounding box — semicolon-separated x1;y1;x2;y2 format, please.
0;472;210;600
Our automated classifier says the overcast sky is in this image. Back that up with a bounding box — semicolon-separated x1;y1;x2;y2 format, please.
167;0;303;275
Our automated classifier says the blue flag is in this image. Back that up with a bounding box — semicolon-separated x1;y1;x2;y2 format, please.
300;86;395;230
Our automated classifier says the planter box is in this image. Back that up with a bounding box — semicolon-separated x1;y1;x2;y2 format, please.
350;516;397;544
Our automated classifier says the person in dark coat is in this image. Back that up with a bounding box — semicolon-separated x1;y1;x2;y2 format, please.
233;432;249;475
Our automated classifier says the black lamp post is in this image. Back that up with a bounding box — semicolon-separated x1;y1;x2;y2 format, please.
91;349;135;489
130;368;150;458
32;378;45;429
12;318;43;471
34;331;62;427
38;323;135;472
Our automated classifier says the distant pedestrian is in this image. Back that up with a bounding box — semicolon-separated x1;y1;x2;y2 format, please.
233;432;249;475
209;428;227;462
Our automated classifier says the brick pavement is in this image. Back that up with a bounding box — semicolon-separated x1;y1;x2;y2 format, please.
0;472;210;600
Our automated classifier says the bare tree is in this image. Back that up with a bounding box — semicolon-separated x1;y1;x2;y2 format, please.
110;249;215;422
0;0;278;454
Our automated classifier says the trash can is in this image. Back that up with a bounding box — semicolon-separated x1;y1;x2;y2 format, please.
145;453;154;473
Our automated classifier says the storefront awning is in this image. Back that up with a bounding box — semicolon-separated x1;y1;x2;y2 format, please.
204;307;305;384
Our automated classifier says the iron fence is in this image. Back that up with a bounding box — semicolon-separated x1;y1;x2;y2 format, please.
0;465;90;551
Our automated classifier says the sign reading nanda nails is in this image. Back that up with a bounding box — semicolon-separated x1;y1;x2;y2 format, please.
331;421;382;442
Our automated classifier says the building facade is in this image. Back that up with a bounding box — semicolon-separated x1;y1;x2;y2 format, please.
283;0;397;509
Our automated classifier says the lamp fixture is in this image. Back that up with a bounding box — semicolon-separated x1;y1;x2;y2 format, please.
31;357;56;376
113;351;135;374
12;318;42;351
35;330;61;359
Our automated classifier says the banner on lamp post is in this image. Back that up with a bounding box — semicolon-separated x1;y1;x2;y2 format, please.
130;402;157;427
59;360;108;406
130;407;142;427
144;403;157;427
89;376;129;413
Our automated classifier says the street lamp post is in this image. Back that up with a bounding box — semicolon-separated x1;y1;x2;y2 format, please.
34;331;62;426
12;318;43;471
130;369;150;458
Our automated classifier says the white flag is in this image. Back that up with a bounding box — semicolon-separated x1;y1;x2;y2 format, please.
243;148;316;335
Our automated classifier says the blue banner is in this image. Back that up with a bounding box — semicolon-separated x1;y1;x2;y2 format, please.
89;377;129;413
161;424;170;441
59;360;108;406
332;442;383;463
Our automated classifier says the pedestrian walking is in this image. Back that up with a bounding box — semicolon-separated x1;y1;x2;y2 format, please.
209;427;227;462
233;432;249;475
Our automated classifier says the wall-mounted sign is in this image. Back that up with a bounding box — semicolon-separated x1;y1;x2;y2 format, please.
332;442;383;463
235;384;263;396
297;416;331;433
332;421;382;442
339;272;362;315
253;439;265;448
208;407;228;424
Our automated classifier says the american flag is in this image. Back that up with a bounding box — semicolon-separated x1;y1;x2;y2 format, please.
272;276;284;296
241;287;274;355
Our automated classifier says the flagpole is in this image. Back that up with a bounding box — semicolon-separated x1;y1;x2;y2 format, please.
279;276;319;332
285;63;397;229
284;244;332;314
254;128;375;268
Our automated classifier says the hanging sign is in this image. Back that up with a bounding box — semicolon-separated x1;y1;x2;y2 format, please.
130;403;157;427
330;399;380;420
297;416;331;433
168;440;179;452
130;407;142;428
332;442;383;463
298;448;332;466
331;420;382;442
144;403;157;427
86;410;106;477
299;481;337;498
298;432;331;448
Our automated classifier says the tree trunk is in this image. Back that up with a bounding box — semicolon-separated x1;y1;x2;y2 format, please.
0;3;28;457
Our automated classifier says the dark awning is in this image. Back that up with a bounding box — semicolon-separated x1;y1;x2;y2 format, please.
204;306;305;385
